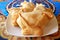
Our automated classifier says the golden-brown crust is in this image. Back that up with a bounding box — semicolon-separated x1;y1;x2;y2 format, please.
8;2;54;35
20;1;35;12
8;8;22;27
16;3;54;35
43;8;54;19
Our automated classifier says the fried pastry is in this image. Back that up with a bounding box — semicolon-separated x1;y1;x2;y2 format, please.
20;1;35;12
17;4;54;35
17;14;43;35
8;1;54;36
34;4;45;12
8;8;22;27
34;4;53;18
8;1;35;27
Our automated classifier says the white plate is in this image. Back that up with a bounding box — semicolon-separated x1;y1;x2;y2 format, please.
6;14;58;37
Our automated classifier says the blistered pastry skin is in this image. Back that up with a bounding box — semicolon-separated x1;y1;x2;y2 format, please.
8;1;54;36
20;1;35;12
17;14;43;35
8;8;22;27
17;3;54;35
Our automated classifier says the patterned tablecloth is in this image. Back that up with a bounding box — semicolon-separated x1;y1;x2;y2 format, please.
0;13;60;40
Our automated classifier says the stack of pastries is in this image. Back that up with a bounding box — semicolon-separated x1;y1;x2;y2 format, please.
8;1;54;36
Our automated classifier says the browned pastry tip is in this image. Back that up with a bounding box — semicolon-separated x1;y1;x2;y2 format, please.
20;1;35;12
8;8;23;27
43;8;54;19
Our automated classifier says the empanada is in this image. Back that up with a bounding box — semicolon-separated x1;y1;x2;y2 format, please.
8;8;22;27
17;13;43;35
17;4;54;35
20;1;35;12
8;1;54;36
